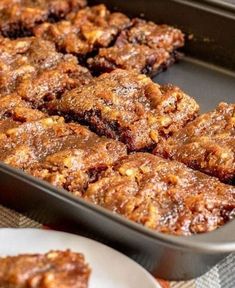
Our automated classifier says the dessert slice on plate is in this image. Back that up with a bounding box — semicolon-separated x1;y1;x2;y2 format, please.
0;250;90;288
0;229;159;288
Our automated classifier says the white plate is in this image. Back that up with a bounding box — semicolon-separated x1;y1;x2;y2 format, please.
0;228;160;288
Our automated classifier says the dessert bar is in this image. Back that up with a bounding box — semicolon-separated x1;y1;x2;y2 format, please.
154;103;235;183
34;4;131;59
115;18;184;52
87;44;175;76
0;116;127;191
0;0;87;37
48;69;199;151
0;250;90;288
0;37;92;106
0;116;70;169
28;131;127;195
85;153;235;236
88;18;184;75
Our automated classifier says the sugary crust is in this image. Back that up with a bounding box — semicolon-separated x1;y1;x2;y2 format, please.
0;0;87;37
0;37;92;106
154;103;235;183
85;153;235;235
28;135;127;195
48;69;199;151
115;18;185;52
0;114;127;190
0;116;84;169
0;94;46;133
88;18;184;76
87;44;178;76
33;4;131;57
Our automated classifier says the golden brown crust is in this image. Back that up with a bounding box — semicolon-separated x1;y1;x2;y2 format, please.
33;4;131;57
48;69;199;151
0;95;46;133
0;114;127;191
87;44;177;76
116;18;185;52
0;116;81;169
0;250;90;288
0;37;92;106
154;103;235;183
88;18;184;76
85;153;235;235
28;135;127;195
0;0;87;37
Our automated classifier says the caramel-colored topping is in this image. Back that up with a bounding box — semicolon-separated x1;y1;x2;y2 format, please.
49;69;199;151
85;153;235;235
155;103;235;183
0;0;87;37
0;250;90;288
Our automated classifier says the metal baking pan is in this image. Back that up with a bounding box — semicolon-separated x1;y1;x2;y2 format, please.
0;0;235;281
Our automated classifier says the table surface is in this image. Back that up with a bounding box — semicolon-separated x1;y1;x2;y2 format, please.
0;204;234;288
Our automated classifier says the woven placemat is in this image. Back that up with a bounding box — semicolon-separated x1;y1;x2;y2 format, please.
0;204;234;288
